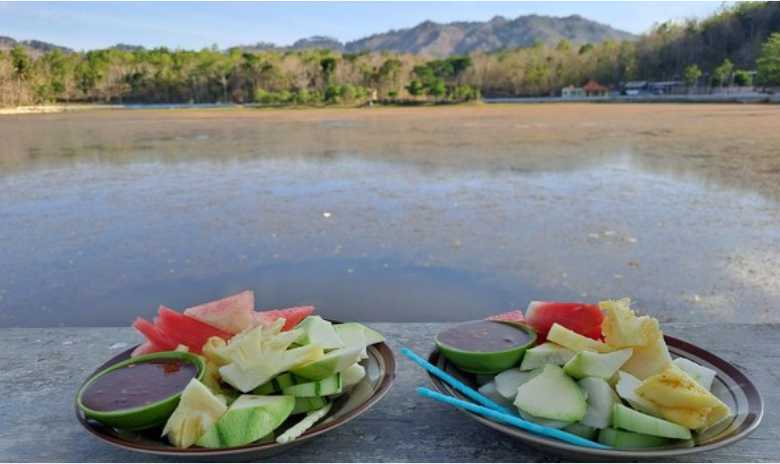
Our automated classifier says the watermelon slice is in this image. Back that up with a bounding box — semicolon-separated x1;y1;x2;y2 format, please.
486;310;526;324
526;301;604;342
131;340;163;357
183;290;255;334
253;306;315;331
155;306;232;353
132;317;178;351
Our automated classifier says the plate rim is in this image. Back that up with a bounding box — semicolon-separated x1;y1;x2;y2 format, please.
427;334;764;459
75;340;396;457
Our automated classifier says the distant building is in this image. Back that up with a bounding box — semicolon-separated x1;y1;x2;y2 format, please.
561;85;585;98
583;80;609;97
648;81;684;95
623;81;648;96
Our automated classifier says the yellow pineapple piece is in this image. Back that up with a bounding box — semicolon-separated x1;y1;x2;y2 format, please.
162;378;227;448
636;364;731;429
600;298;660;348
620;331;672;380
202;337;231;367
547;323;613;353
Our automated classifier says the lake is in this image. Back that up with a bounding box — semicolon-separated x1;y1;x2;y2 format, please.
1;104;779;327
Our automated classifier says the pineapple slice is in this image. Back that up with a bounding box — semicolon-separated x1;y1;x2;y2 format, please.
202;337;231;367
620;331;672;380
636;364;731;429
162;378;227;448
547;323;613;353
600;299;660;348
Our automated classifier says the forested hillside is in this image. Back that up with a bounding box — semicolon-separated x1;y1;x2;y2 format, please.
1;3;779;107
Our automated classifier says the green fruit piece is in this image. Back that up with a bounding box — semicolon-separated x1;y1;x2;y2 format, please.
519;342;575;370
578;377;619;429
283;373;342;397
477;381;515;409
295;316;345;350
334;323;368;359
612;404;692;439
276;402;332;444
220;344;323;393
252;373;296;395
513;364;587;423
672;358;716;391
341;363;366;388
563;348;633;380
598;427;672;448
563;423;598;440
196;395;294;448
292;396;329;415
162;378;228;449
291;346;362;381
614;371;662;416
494;368;540;400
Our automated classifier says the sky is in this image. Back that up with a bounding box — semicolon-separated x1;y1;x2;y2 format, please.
0;1;728;51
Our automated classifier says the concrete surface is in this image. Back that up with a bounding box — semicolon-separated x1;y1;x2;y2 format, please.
0;323;776;462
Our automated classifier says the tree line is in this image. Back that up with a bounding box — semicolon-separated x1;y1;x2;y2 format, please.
2;2;780;107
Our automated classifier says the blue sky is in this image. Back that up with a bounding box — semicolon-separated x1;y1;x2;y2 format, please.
0;1;727;51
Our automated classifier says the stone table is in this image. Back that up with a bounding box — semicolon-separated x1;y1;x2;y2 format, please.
0;323;775;462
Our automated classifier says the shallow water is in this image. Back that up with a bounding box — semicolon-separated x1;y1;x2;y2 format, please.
1;106;779;327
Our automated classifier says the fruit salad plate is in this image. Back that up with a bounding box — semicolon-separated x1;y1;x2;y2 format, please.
76;339;395;458
427;334;762;459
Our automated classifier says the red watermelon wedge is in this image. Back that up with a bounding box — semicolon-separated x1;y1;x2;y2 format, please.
253;306;314;331
183;290;255;334
131;340;163;357
155;305;232;353
525;301;604;342
132;317;178;351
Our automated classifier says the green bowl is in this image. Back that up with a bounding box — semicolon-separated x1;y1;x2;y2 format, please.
435;321;537;374
76;351;205;431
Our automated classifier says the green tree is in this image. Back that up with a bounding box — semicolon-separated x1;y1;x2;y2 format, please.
406;79;425;96
733;69;752;86
711;58;734;86
320;57;337;85
757;32;780;86
10;45;31;79
683;64;702;86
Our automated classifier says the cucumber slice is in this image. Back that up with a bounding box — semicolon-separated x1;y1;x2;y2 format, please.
598;427;672;448
197;395;294;448
578;377;619;429
612;404;692;439
291;346;362;380
334;323;368;359
563;423;598;440
341;363;366;388
614;371;662;416
513;364;587;422
295;316;345;350
563;348;633;380
292;396;329;415
520;342;575;370
494;368;541;400
673;358;716;391
359;324;385;345
276;402;333;444
283;373;342;397
517;409;572;428
252;373;296;395
477;381;515;409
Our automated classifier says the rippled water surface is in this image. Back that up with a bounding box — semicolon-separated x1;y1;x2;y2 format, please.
1;105;779;327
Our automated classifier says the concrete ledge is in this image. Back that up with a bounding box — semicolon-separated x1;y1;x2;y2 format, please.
0;323;776;462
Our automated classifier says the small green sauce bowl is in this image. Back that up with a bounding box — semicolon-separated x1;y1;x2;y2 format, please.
435;322;538;374
76;351;205;431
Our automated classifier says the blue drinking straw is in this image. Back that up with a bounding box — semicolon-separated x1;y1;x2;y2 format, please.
401;347;609;450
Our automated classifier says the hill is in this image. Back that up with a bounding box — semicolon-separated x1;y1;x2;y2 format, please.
0;36;73;56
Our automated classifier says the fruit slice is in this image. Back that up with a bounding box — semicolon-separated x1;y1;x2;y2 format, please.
291;346;362;381
519;342;575;370
276;402;332;444
513;365;587;422
341;363;366;388
636;364;731;429
283;374;342;397
612;404;692;439
197;395;294;448
132;318;178;352
292;396;330;415
598;428;672;448
614;371;662;416
599;298;660;348
162;378;228;449
183;291;254;335
220;344;323;393
486;310;526;324
252;373;296;395
547;323;613;353
477;382;515;409
334;323;368;359
253;306;314;331
620;331;672;380
563;348;633;380
295;316;344;350
131;340;165;357
156;306;233;354
526;301;604;341
494;368;540;400
360;324;386;345
578;377;619;429
672;358;716;391
563;423;598;440
517;409;572;428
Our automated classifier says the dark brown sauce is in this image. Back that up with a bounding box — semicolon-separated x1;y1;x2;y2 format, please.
81;360;197;412
437;320;531;352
